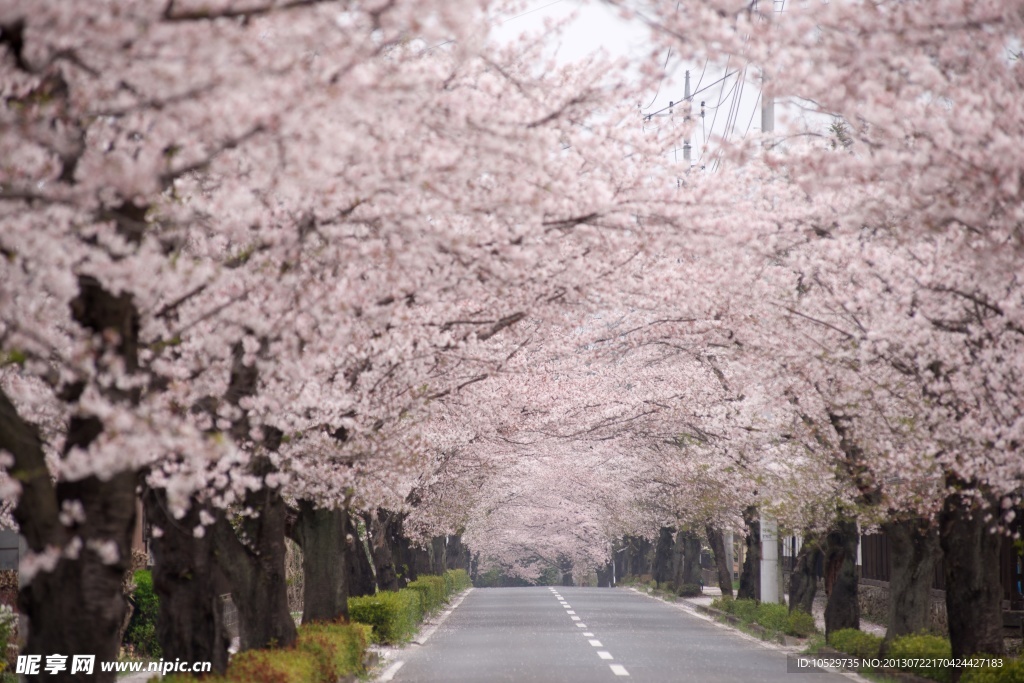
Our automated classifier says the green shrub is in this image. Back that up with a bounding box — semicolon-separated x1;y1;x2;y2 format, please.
676;583;703;597
297;622;370;681
406;576;447;615
227;648;318;683
786;609;816;638
445;569;472;592
709;596;759;623
710;596;733;612
889;633;952;683
961;658;1024;683
754;603;789;633
828;628;882;659
125;570;161;658
730;598;759;623
348;589;421;643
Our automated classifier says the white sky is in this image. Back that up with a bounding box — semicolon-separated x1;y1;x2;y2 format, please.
490;0;820;171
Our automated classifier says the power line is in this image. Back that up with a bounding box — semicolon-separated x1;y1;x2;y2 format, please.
642;69;739;121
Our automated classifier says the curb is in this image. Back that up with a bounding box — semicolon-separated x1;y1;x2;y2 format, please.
371;587;474;682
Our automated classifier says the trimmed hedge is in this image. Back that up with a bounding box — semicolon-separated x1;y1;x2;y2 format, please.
961;658;1024;683
158;622;370;683
888;633;952;683
296;622;371;683
348;590;421;644
227;648;319;683
709;597;817;638
828;628;882;659
348;570;473;644
407;576;448;615
676;583;702;597
753;603;789;633
786;609;816;638
446;569;472;592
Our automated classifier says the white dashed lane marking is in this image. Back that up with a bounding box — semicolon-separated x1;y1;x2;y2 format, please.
552;591;629;676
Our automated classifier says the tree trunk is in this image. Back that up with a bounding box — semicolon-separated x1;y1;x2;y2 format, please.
2;389;138;683
22;476;135;683
653;527;675;587
883;517;939;646
596;561;614;587
145;489;230;673
823;519;859;637
345;509;376;597
409;543;433;578
430;536;448;576
669;530;686;590
2;278;147;682
211;455;296;651
292;501;348;624
787;533;820;615
738;507;761;600
366;509;401;589
681;531;703;586
559;555;574;586
446;534;471;571
706;526;734;597
940;487;1004;677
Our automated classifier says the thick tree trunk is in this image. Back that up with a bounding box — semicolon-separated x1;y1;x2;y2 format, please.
366;509;401;589
787;533;820;615
737;507;761;600
669;530;686;589
145;489;230;673
681;531;703;586
883;517;939;646
596;561;614;587
823;519;859;637
940;487;1004;676
2;390;137;683
292;501;349;624
345;509;376;597
211;455;296;651
653;527;675;587
446;534;471;571
2;278;146;682
22;477;135;683
706;526;734;597
409;543;434;578
559;556;574;586
430;536;448;576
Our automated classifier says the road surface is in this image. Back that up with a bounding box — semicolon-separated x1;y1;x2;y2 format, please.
385;586;858;682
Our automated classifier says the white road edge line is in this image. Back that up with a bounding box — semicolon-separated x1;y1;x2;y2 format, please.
378;660;404;682
623;587;870;683
412;588;474;646
610;664;630;676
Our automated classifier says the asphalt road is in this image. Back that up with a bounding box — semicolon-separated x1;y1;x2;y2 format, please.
387;586;858;682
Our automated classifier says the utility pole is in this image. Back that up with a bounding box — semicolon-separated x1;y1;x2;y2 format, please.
758;56;784;602
683;70;692;165
761;75;774;142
